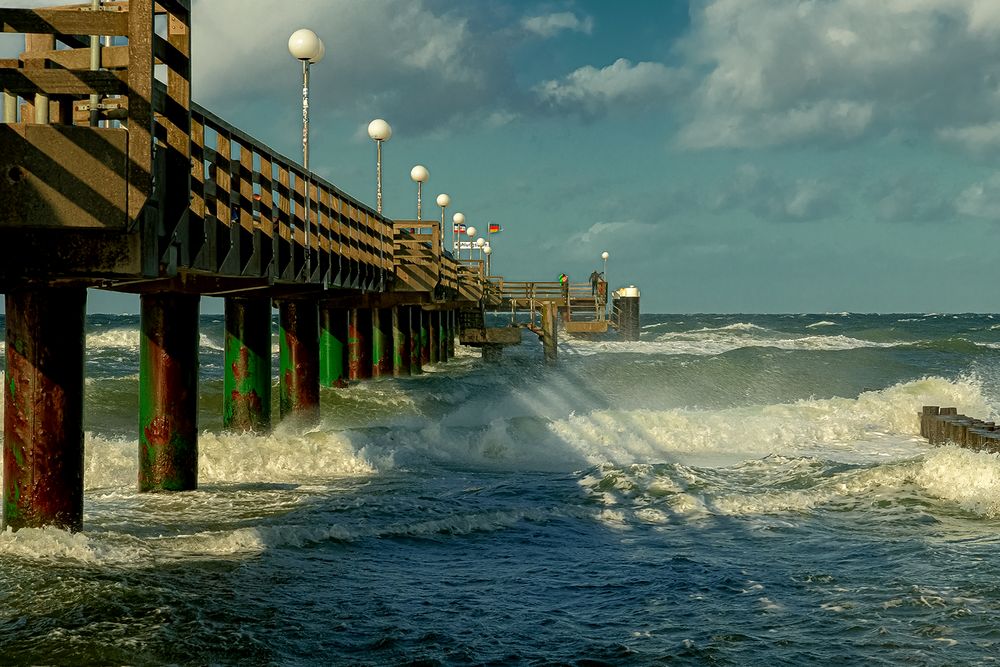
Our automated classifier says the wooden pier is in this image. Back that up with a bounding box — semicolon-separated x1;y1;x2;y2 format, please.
0;1;637;531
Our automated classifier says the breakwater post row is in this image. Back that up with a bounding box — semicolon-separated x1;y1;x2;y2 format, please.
919;406;1000;451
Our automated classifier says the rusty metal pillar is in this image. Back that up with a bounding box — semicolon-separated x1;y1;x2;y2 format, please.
320;305;348;386
409;306;423;374
139;292;200;492
223;297;271;432
391;306;410;376
420;309;431;366
278;299;319;422
428;310;439;364
348;308;373;381
438;310;449;362
447;310;456;358
3;287;86;531
372;307;393;377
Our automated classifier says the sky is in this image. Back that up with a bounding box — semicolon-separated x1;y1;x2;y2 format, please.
6;0;1000;313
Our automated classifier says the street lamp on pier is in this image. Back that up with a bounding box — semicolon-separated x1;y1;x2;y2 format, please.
288;28;325;275
465;226;477;261
367;119;392;214
410;165;429;222
436;193;450;253
452;212;465;256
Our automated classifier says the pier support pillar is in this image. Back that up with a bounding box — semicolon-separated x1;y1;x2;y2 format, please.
349;308;373;380
372;308;393;377
320;306;348;386
392;307;410;376
3;287;86;531
446;310;456;358
139;292;200;492
428;311;440;364
437;311;449;362
223;297;271;432
420;309;431;366
278;299;319;422
616;286;641;342
410;306;423;374
542;302;558;364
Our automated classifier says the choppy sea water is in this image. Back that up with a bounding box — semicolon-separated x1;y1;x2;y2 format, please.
3;312;1000;664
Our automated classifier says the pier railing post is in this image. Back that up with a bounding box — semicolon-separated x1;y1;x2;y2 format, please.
224;296;272;432
278;299;320;422
139;292;200;492
3;287;86;531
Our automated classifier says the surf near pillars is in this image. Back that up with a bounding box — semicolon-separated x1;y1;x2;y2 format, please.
139;292;200;492
278;299;320;423
3;287;86;531
223;297;272;432
320;305;348;386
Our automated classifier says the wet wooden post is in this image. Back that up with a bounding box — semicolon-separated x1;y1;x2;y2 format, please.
278;299;319;422
372;307;392;377
542;302;558;364
392;306;410;376
410;306;423;374
223;297;271;432
348;308;372;380
920;406;939;439
428;310;440;364
3;287;86;531
447;310;456;358
320;305;348;386
139;292;200;492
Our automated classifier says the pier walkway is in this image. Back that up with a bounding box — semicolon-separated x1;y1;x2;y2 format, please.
0;1;637;532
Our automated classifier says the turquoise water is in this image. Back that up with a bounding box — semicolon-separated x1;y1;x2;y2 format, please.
2;312;1000;664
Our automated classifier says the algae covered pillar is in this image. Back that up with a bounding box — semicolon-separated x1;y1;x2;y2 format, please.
420;309;431;366
372;307;393;377
446;310;456;358
428;311;440;364
348;308;373;380
320;305;348;386
437;311;449;362
278;299;320;422
139;292;200;492
392;306;410;376
409;306;423;374
3;287;86;531
223;297;271;432
542;302;558;364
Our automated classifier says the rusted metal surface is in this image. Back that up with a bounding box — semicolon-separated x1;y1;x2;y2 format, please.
446;310;456;357
223;297;271;432
278;299;319;421
409;306;422;375
372;307;392;377
420;309;431;366
437;311;448;362
138;291;199;492
348;307;372;381
392;306;410;376
3;287;86;531
428;310;439;364
320;305;347;386
0;124;127;228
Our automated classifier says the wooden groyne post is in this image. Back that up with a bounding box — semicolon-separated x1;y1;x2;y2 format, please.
919;406;1000;450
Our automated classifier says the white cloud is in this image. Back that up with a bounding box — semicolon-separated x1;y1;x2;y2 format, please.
712;164;842;222
522;12;593;38
938;122;1000;155
956;173;1000;219
535;58;686;114
678;0;1000;150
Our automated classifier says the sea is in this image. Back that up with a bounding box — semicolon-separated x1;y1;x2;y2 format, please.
2;311;1000;665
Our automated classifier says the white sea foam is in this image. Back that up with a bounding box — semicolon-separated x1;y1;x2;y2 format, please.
84;328;223;352
807;320;838;328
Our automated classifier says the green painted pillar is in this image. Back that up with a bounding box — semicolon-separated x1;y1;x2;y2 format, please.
139;292;200;492
420;309;431;366
278;299;320;422
3;287;86;531
223;297;272;432
348;308;373;380
391;306;410;376
372;308;393;377
438;311;448;362
428;310;439;364
410;306;423;374
447;310;456;358
320;305;348;386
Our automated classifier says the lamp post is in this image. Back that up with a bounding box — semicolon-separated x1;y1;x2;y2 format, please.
410;165;429;222
367;119;392;214
436;193;450;253
601;250;610;312
483;245;492;276
465;226;476;261
452;212;465;256
288;28;324;275
475;237;485;261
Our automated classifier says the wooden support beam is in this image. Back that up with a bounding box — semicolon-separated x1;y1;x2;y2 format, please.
1;8;130;36
0;68;126;96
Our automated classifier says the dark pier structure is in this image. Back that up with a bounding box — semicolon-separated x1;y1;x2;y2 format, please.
0;1;638;532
